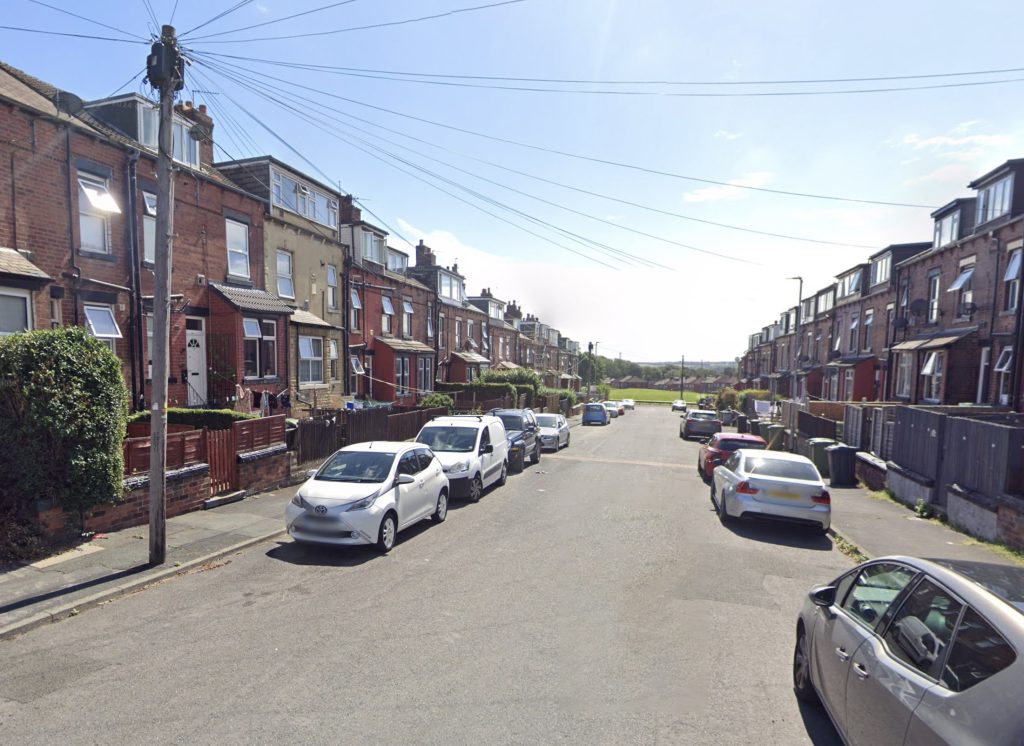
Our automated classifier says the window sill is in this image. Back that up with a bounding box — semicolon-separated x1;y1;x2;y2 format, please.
79;249;117;262
243;376;281;383
299;382;328;390
224;275;253;287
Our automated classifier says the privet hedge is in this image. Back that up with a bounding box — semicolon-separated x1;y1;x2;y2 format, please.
434;381;518;403
127;407;257;430
0;327;129;525
419;392;455;413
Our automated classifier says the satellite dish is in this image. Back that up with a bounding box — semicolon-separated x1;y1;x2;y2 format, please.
893;317;910;329
909;298;929;316
52;91;84;115
829;348;842;360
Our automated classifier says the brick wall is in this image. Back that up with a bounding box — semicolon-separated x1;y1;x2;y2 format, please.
35;464;211;537
997;497;1024;550
237;445;290;495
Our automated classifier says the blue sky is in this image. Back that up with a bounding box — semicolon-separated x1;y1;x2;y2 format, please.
5;0;1024;362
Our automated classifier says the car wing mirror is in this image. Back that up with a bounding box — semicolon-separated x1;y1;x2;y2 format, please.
808;585;837;608
396;473;416;485
481;443;494;454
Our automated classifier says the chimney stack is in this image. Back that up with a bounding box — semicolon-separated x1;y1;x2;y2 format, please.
415;239;435;267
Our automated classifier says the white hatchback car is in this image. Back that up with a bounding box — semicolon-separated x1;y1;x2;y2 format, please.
285;441;449;553
415;415;508;502
710;449;830;532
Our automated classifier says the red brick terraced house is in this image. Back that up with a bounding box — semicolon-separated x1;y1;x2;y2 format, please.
406;240;489;384
340;210;436;402
825;262;872;402
467;288;520;370
0;62;284;411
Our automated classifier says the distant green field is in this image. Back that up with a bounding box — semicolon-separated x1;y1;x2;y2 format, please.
610;388;701;403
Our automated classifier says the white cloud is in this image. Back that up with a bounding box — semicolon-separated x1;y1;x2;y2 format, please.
714;129;742;141
256;2;271;14
950;120;981;135
681;171;774;203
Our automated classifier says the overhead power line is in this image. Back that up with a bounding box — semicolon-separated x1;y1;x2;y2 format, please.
184;1;359;41
192;53;936;209
186;0;529;44
25;0;148;40
195;54;1024;87
180;0;256;38
194;52;874;252
0;25;147;43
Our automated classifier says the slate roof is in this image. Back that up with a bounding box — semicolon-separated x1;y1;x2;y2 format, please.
375;336;434;353
210;282;294;315
290;308;339;329
0;248;50;282
452;351;491;364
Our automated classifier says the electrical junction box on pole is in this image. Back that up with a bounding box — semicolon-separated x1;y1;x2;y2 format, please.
147;42;184;92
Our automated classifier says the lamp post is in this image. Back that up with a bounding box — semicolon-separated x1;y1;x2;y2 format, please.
788;276;803;401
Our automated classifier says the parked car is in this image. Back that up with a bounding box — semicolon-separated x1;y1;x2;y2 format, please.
582;402;610;426
697;432;767;482
622;398;636;410
536;413;570;450
415;415;508;501
710;449;830;532
794;556;1024;745
671;399;688;412
680;409;722;440
614;401;625;415
602;401;619;418
285;441;449;552
489;408;541;472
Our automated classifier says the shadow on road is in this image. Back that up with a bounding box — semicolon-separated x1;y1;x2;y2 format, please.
266;519;437;566
798;700;843;745
718;511;834;551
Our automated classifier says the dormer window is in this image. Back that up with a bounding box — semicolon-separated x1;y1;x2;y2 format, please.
818;290;834;313
838;270;862;298
976;174;1013;225
933;212;960;248
871;254;891;286
362;231;386;265
439;272;464;301
138;106;199;168
271;168;338;227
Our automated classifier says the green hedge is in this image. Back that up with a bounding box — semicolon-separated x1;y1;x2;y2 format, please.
419;392;454;413
127;407;257;430
480;368;542;394
540;386;578;408
0;327;129;527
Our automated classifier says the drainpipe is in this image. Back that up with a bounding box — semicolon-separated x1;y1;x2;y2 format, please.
64;124;80;325
125;151;142;410
986;237;1001;406
1009;233;1024;411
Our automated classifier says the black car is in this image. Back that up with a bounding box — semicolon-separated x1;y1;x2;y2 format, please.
489;408;541;472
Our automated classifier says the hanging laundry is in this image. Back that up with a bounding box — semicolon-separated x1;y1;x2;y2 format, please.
268;393;279;411
280;393;291;409
252;390;262;408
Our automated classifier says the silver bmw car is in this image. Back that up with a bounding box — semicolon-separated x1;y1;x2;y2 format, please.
794;556;1024;745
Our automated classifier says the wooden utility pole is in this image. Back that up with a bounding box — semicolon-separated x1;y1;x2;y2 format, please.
679;355;685;398
146;25;183;565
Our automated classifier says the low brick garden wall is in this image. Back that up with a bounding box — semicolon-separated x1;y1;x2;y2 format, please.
237;444;290;495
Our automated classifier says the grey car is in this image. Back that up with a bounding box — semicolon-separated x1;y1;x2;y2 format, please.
794;556;1024;745
679;409;721;440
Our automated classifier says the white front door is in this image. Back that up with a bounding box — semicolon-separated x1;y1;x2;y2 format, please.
185;317;207;407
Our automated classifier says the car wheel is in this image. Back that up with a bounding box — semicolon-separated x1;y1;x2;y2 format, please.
565;434;570;449
432;489;448;523
717;489;733;524
497;460;508;486
468;474;483;503
531;444;541;464
793;627;819;704
377;512;397;553
697;457;708;482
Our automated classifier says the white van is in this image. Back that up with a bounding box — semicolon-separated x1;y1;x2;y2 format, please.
415;415;509;502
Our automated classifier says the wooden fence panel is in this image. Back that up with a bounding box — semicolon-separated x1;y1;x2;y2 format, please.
234;414;287;452
890;407;944;478
344;408;390;446
123;429;205;475
798;410;837;440
207;427;237;495
296;413;344;465
844;405;864;449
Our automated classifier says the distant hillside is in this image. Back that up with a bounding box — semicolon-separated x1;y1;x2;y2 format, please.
637;361;734;369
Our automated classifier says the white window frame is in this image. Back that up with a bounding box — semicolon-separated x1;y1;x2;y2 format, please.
895;353;913;398
270;167;338;227
226;218;250;279
276;250;294;299
298;335;324;384
927;275;941;323
0;287;32;336
427;303;434;338
327;265;338;309
142;191;157;264
402;299;414;337
381;296;394;334
933;212;960;248
362;231;385;265
871;254;891;287
455;318;462;349
78;173;120;254
417;356;433;394
83;304;122;353
350;289;362;330
242;318;277;379
862;309;874;352
976;174;1014;225
1005;249;1022;312
995;347;1014;405
920;350;945;401
395;355;411;396
329;338;339;380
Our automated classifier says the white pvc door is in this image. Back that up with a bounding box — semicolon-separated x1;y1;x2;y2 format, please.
185;317;207;407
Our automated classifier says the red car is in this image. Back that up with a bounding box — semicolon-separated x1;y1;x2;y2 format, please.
697;433;768;482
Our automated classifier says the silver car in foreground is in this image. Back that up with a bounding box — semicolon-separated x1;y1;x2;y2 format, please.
794;557;1024;745
711;449;830;531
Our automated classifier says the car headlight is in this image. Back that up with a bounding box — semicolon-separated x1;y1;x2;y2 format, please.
346;489;381;511
453;460;470;473
291;493;307;508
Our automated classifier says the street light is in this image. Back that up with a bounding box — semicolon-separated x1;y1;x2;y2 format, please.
787;276;803;443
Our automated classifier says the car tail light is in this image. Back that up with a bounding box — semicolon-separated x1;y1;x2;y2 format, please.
736;481;759;495
812;491;831;505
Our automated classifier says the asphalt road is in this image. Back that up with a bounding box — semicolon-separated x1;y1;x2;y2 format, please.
0;406;851;745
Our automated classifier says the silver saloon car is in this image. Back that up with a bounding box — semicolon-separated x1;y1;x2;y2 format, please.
794;556;1024;745
536;413;570;451
710;449;830;531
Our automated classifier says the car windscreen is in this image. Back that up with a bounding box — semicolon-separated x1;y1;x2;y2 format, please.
496;414;525;431
317;451;395;483
689;412;718;421
416;426;478;453
536;415;559;428
585;404;604;412
744;457;819;481
719;440;765;453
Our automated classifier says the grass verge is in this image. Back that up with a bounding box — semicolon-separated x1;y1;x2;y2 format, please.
610;388;701;403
